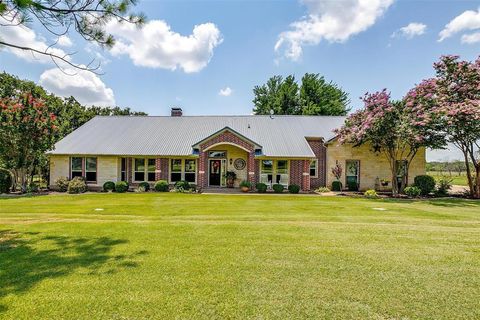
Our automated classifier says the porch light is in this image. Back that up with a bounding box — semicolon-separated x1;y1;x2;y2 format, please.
230;158;233;165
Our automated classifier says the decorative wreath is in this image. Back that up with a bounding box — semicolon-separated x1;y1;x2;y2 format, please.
234;158;246;170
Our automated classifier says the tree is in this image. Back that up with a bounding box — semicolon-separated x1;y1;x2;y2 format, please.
335;90;443;196
252;73;349;116
0;94;58;192
407;55;480;198
0;0;144;72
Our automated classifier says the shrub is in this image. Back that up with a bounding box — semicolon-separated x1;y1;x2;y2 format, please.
138;182;150;192
54;176;69;192
288;184;300;194
404;186;421;198
256;182;267;193
239;180;251;188
436;177;453;197
315;187;331;193
364;189;379;199
332;181;342;191
154;180;169;192
103;181;115;192
115;181;129;193
0;169;12;194
174;180;191;192
347;180;358;191
67;177;87;194
27;182;39;193
272;184;284;193
413;175;435;196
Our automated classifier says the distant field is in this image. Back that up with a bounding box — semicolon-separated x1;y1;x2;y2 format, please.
427;171;469;186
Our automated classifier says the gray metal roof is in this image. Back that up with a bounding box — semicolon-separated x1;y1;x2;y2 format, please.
49;115;346;157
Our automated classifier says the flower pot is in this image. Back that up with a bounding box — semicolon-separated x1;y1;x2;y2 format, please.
241;186;250;193
226;178;235;188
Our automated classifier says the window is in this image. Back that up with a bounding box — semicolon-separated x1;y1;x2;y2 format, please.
346;160;360;186
147;159;156;182
396;160;408;189
260;160;289;187
85;157;97;182
184;159;196;183
170;159;182;182
120;158;127;181
208;151;226;158
134;158;145;182
71;157;83;178
310;160;318;177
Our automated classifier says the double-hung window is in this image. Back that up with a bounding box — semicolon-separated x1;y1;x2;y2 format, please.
346;160;360;188
120;158;127;181
260;160;289;187
310;160;318;178
134;158;157;182
170;159;197;183
70;157;97;182
147;159;156;182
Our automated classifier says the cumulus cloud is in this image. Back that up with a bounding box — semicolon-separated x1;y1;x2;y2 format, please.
57;35;73;47
218;87;233;96
461;32;480;44
106;20;223;73
275;0;394;60
39;68;115;106
439;8;480;42
392;22;427;39
0;15;68;63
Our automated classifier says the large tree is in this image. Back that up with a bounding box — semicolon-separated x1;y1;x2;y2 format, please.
253;73;349;116
336;90;444;196
0;0;144;72
407;55;480;198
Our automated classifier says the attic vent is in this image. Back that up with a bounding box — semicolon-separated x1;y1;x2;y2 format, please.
171;107;183;117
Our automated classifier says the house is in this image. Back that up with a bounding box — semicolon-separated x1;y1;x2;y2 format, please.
48;108;426;191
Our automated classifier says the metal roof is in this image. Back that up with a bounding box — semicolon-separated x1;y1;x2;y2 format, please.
49;115;346;157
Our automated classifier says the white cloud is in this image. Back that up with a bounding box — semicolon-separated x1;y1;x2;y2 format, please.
39;68;115;106
218;87;233;96
393;22;426;39
461;32;480;44
57;35;73;47
106;20;223;73
0;15;69;63
275;0;394;60
439;8;480;42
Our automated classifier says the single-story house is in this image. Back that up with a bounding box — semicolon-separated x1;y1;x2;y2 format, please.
48;108;425;191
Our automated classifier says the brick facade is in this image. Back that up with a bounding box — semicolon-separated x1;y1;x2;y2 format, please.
307;139;327;189
289;160;310;191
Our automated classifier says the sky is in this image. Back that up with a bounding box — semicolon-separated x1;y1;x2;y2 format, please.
1;0;479;161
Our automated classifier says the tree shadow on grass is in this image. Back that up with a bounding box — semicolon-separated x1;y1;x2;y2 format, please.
0;230;148;313
384;198;480;208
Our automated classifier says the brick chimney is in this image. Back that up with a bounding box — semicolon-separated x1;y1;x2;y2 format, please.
171;107;183;117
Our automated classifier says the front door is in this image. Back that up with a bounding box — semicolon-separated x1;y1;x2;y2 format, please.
209;160;222;186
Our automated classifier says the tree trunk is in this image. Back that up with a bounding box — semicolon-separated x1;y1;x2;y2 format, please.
474;165;480;199
391;160;399;196
463;150;474;197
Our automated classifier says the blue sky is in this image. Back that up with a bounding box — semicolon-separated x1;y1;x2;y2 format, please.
1;0;479;160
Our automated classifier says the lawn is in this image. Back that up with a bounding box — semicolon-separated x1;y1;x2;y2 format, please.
0;193;479;319
427;171;469;186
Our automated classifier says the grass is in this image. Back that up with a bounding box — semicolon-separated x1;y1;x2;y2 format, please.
427;171;469;186
1;193;479;319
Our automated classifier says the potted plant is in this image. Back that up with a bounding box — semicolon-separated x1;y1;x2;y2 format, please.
380;179;390;187
225;171;237;188
239;180;251;192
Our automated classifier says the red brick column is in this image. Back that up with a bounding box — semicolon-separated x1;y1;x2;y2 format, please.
155;158;162;181
198;151;207;188
247;151;256;188
302;160;311;191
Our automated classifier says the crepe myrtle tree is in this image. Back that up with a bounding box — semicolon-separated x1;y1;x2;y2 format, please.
335;90;444;196
406;55;480;198
0;94;58;192
0;0;145;72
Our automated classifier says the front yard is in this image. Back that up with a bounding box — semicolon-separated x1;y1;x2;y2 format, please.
0;193;479;319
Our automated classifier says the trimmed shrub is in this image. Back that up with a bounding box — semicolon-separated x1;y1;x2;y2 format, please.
272;184;284;193
288;184;300;194
115;181;129;193
27;182;39;193
436;177;453;197
364;189;378;199
332;181;342;191
0;169;12;194
154;180;169;192
315;187;331;193
54;177;69;192
174;180;191;192
347;180;358;191
413;175;435;196
67;177;87;194
138;181;150;192
103;181;115;192
239;180;251;188
404;186;421;198
256;182;267;193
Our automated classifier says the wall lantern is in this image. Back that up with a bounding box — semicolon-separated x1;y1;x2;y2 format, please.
229;158;233;165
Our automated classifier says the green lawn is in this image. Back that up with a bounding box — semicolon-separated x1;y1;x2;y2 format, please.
1;193;479;319
427;171;469;186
